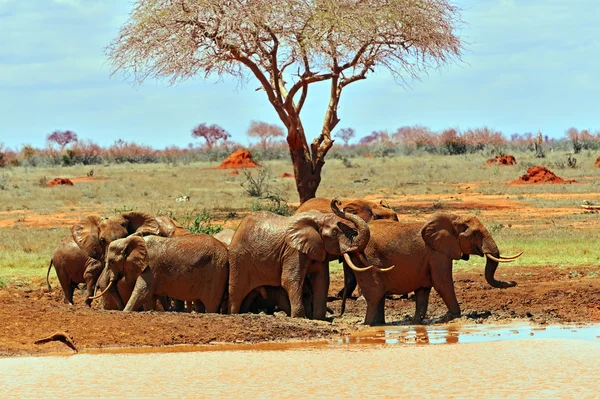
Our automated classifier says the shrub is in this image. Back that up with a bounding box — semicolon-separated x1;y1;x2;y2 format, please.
241;168;271;197
182;211;223;235
251;195;293;216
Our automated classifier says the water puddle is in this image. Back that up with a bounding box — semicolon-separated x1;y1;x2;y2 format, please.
336;323;600;346
1;324;598;398
28;323;600;357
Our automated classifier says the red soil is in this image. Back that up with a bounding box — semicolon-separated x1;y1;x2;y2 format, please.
486;155;517;166
229;170;240;176
46;178;74;187
511;166;575;184
218;150;259;169
364;154;373;158
1;265;598;356
594;156;600;167
280;173;294;178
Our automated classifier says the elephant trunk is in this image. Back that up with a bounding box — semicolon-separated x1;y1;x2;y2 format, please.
331;199;370;253
482;234;517;289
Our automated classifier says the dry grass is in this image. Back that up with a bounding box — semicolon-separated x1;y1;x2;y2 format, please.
1;150;600;284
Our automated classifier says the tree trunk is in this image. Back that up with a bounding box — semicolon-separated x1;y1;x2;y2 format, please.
289;147;321;204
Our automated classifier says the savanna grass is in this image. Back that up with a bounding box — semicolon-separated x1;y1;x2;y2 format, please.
1;150;600;283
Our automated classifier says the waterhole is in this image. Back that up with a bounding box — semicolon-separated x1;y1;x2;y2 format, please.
1;324;598;398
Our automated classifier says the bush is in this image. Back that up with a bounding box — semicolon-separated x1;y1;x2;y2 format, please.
251;195;293;216
241;168;271;197
182;211;223;235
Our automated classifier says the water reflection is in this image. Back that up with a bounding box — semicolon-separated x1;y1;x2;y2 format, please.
336;324;599;346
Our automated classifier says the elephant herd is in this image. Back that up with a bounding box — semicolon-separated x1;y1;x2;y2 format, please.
47;198;522;325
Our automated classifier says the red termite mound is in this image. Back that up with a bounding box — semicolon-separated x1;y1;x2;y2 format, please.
511;166;575;184
218;150;259;169
46;178;74;187
594;156;600;167
486;155;517;166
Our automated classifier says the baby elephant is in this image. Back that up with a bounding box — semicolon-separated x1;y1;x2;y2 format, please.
92;234;228;312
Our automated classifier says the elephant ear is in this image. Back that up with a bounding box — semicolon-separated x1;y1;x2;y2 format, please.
285;212;327;261
343;203;372;223
121;211;161;236
420;213;462;260
123;236;149;276
71;215;103;260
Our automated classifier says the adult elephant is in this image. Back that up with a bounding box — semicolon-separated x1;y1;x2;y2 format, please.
91;234;228;312
295;197;398;302
228;199;388;320
347;213;522;325
47;212;166;306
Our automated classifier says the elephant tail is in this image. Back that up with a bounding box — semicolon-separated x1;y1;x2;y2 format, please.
46;260;54;292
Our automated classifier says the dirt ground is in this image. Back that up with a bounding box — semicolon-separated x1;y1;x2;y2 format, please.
1;265;598;357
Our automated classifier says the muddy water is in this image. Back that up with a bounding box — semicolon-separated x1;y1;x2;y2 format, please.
1;324;599;398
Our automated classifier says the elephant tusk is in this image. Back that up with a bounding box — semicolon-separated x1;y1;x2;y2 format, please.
89;280;113;300
499;251;523;260
344;253;373;272
357;251;395;272
485;253;515;263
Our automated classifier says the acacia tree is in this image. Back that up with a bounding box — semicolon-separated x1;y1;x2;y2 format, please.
247;120;285;150
334;128;356;147
47;130;78;150
191;123;231;150
107;0;463;203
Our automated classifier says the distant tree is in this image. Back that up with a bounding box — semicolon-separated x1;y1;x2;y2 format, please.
107;0;464;203
334;128;356;147
247;121;285;150
358;131;390;145
47;130;78;150
191;123;231;150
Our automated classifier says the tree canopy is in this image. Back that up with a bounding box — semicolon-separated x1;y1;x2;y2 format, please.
108;0;463;202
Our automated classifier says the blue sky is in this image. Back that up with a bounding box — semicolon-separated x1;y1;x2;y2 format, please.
0;0;598;149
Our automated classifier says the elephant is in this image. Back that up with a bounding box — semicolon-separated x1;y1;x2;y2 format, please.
91;234;229;312
346;213;522;325
47;211;163;306
295;197;398;223
295;197;399;302
228;199;387;320
155;215;192;237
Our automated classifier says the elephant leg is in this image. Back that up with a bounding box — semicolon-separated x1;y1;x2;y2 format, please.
240;289;260;313
55;268;74;305
310;263;329;321
83;258;103;307
124;268;153;312
364;294;386;326
412;287;432;324
142;295;157;311
194;301;207;313
105;280;125;311
337;263;357;298
275;288;292;316
282;280;305;318
172;299;185;312
159;296;171;311
431;259;461;321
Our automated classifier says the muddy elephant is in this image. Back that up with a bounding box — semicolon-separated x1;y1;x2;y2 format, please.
295;197;398;301
155;215;192;237
47;212;164;306
347;213;521;325
92;234;229;312
228;199;386;320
